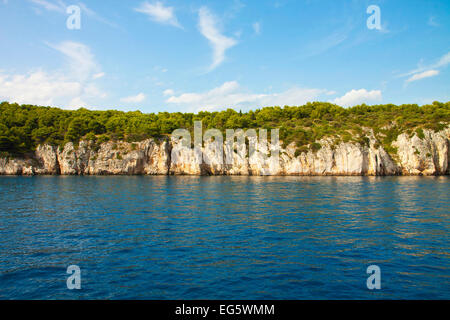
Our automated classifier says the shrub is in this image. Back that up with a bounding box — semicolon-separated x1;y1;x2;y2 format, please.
295;146;309;157
311;142;322;152
97;134;109;144
0;101;448;156
84;132;96;142
415;128;425;139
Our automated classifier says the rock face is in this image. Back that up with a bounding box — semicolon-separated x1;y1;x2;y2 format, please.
55;139;171;175
277;138;400;176
0;139;171;176
1;128;449;176
393;128;450;175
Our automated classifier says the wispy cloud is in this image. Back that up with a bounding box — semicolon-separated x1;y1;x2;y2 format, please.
428;16;439;27
252;22;261;35
120;93;146;104
166;81;324;112
29;0;65;13
401;52;450;77
198;7;237;71
434;52;450;69
163;89;174;96
399;51;449;84
48;41;99;82
406;70;439;83
77;2;119;29
29;0;117;28
154;65;168;73
301;29;349;59
92;72;105;80
135;1;181;28
332;89;382;107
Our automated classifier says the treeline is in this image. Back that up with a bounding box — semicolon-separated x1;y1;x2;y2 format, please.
0;101;449;156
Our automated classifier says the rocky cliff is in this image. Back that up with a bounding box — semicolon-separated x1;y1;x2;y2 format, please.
1;128;449;176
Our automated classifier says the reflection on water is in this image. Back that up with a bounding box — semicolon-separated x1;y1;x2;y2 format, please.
0;176;448;299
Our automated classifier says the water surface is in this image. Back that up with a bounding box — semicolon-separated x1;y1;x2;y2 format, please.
0;176;448;299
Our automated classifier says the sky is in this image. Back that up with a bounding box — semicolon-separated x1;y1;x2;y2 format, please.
0;0;449;113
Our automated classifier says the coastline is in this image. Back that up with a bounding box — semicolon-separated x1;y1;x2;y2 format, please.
1;127;449;176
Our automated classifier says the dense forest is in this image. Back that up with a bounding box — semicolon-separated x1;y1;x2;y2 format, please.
0;101;449;157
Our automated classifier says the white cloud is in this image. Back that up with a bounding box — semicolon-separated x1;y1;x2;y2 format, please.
252;22;261;35
402;51;450;77
435;52;450;69
77;2;119;28
0;70;81;107
50;41;97;77
153;66;168;73
406;69;439;83
198;7;237;71
135;1;181;28
92;72;105;80
163;89;174;96
69;96;87;109
30;1;118;28
120;93;146;104
0;41;105;109
84;83;107;99
166;81;324;112
332;89;382;107
29;0;65;13
302;29;348;58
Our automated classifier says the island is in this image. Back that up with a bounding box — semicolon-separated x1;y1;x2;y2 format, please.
0;101;449;176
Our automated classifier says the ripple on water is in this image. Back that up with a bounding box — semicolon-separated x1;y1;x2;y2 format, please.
0;176;448;299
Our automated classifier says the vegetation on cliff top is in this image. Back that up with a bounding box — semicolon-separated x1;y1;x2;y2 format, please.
0;101;449;156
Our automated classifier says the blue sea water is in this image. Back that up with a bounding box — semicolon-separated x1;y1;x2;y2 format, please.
0;176;448;300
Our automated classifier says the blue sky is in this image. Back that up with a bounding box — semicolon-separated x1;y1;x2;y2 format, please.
0;0;449;113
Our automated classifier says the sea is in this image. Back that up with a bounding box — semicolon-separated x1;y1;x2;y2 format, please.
0;176;448;299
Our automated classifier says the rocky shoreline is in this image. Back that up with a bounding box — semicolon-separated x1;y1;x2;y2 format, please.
1;128;449;176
